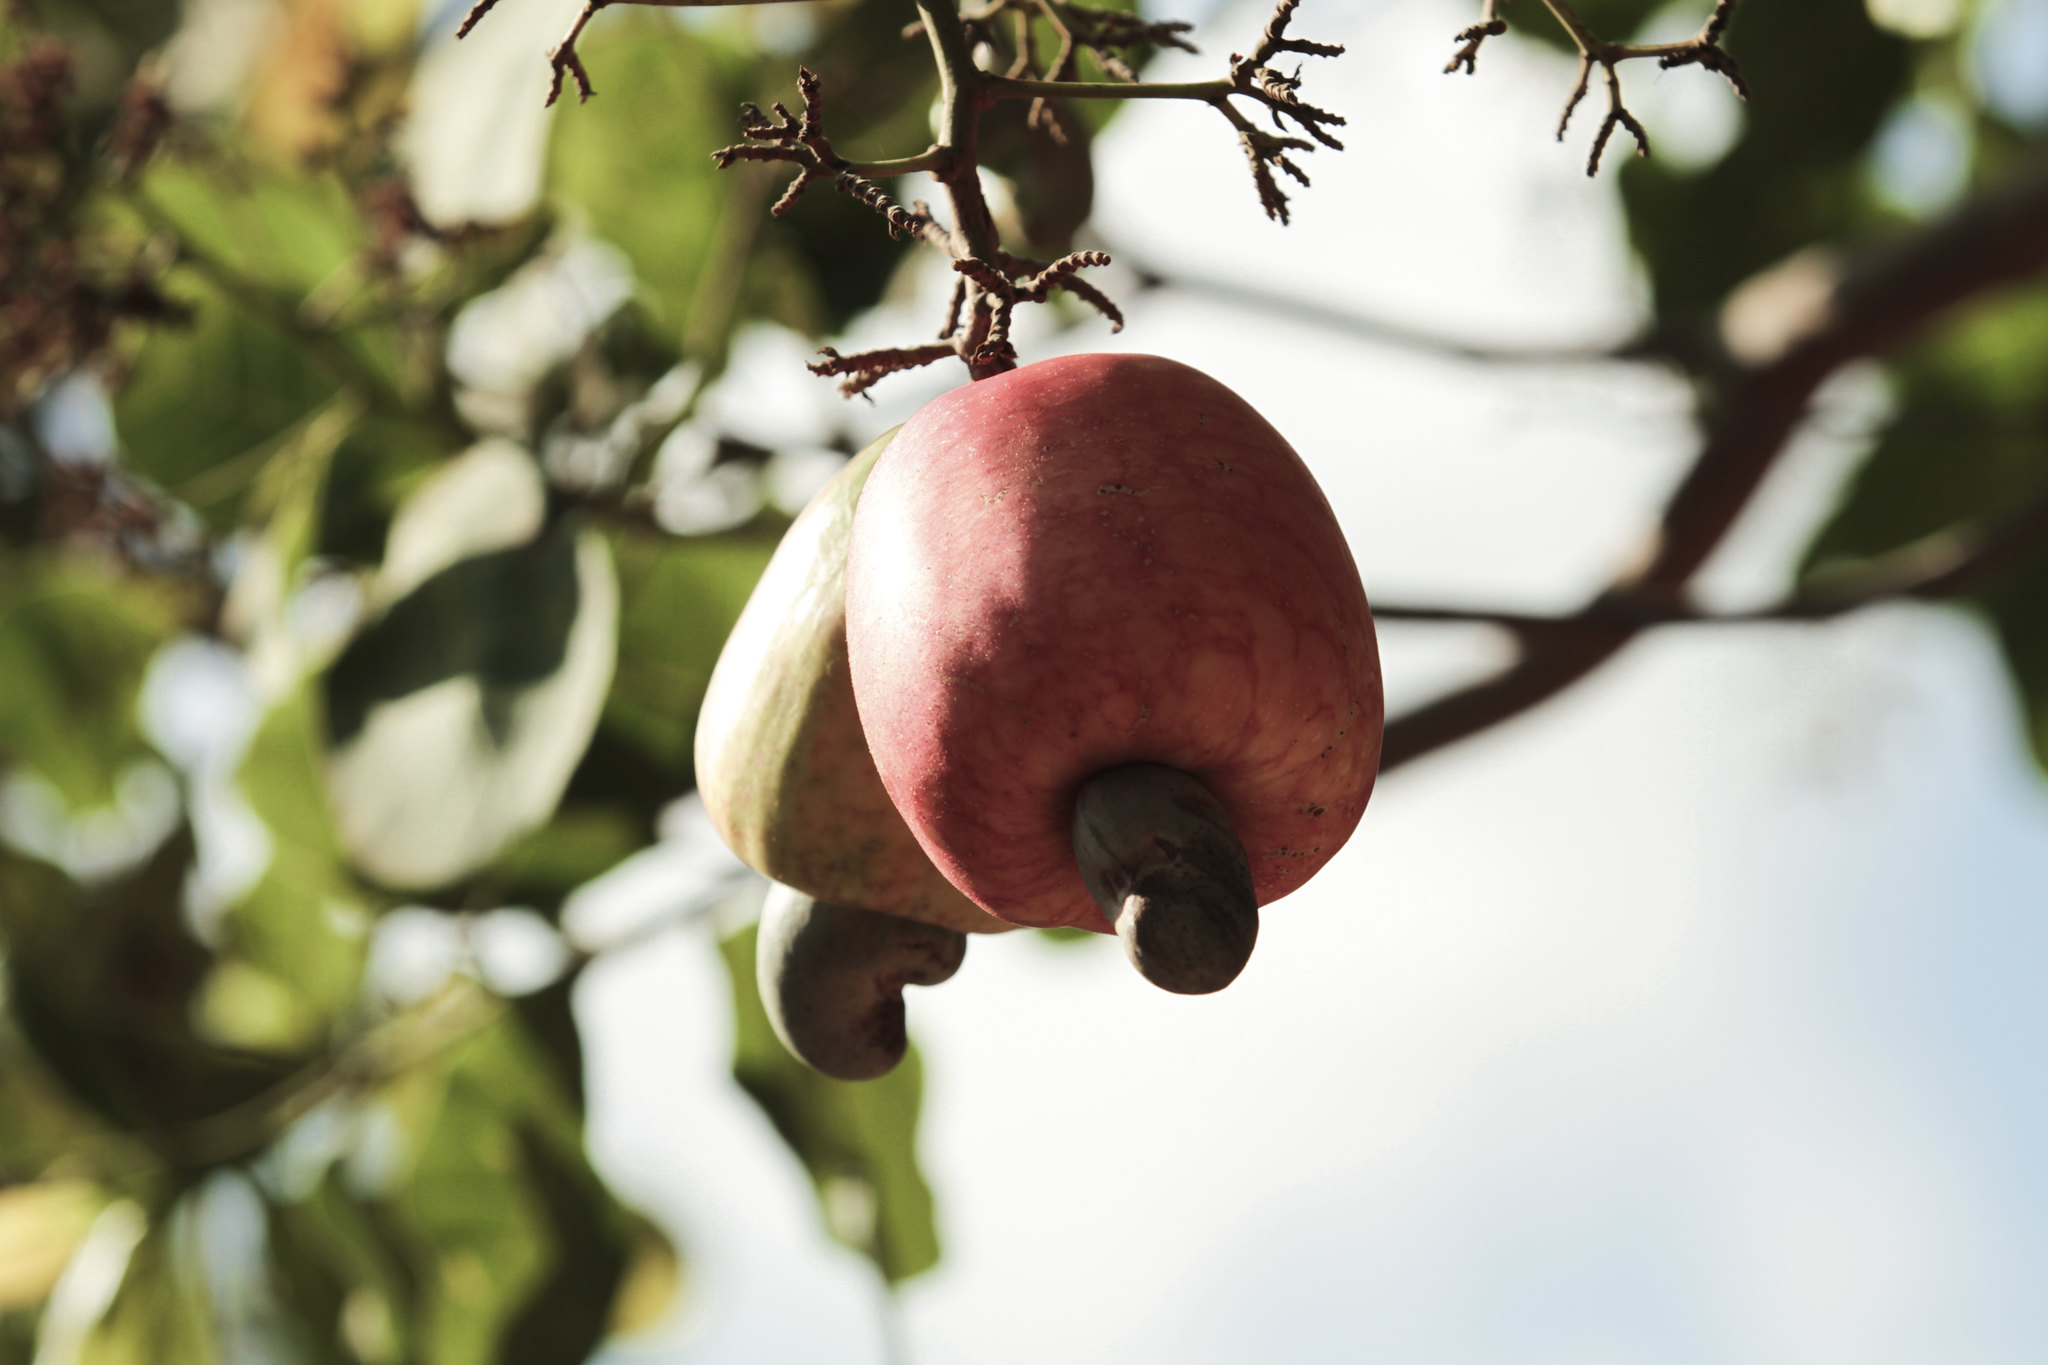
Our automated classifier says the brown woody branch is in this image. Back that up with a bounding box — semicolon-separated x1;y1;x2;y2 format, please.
1378;151;2048;772
1374;480;2048;630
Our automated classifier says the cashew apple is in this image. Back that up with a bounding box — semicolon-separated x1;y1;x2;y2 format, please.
844;353;1381;991
694;429;1010;936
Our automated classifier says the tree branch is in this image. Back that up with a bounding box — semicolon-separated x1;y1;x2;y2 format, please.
1379;151;2048;771
1123;257;1679;365
1375;478;2048;631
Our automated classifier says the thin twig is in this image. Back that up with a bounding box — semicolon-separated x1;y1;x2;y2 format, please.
1447;0;1745;174
1127;258;1676;365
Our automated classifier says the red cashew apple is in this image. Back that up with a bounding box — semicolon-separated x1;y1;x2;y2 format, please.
845;352;1382;993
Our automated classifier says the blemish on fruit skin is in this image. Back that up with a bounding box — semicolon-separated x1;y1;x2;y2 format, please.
1097;483;1140;495
1298;803;1325;817
946;674;1033;718
1270;847;1320;858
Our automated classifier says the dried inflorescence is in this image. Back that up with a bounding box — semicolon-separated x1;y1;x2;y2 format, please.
459;0;1344;397
1446;0;1747;175
711;69;940;241
1222;0;1346;223
710;64;1126;398
2;48;183;418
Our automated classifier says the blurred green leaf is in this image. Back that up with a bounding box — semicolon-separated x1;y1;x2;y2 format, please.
74;1206;214;1365
485;805;651;917
1501;0;1662;50
0;829;296;1134
114;272;341;513
1621;0;1910;324
0;556;180;808
547;19;739;336
603;527;779;781
0;1311;33;1365
382;1005;662;1365
1804;281;2048;763
0;1032;140;1187
320;444;620;891
228;687;373;1026
719;924;941;1284
266;1168;418;1365
981;98;1095;257
141;159;366;299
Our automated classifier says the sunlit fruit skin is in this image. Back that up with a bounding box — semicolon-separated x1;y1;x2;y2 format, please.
694;429;1011;935
845;352;1382;932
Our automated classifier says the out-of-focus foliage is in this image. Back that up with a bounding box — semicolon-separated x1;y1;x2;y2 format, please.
1807;278;2048;760
0;0;1026;1354
719;925;940;1284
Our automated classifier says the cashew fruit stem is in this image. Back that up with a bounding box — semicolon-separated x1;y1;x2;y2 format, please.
756;883;967;1080
1071;763;1259;995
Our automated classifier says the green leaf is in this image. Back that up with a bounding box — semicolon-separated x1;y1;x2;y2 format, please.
0;1030;142;1189
1620;0;1911;324
0;556;181;808
261;999;677;1365
1804;281;2048;765
321;444;620;890
0;829;296;1134
719;924;941;1284
1501;0;1662;51
141;159;366;299
113;271;341;514
73;1207;214;1365
603;527;779;782
389;1006;657;1365
485;805;652;918
546;18;739;335
228;687;373;1026
265;1170;418;1365
981;97;1095;257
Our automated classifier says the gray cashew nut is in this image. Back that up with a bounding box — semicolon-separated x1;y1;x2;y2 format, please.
1071;763;1259;995
756;882;968;1080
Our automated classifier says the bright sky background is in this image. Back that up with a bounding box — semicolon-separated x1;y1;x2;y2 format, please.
388;0;2048;1360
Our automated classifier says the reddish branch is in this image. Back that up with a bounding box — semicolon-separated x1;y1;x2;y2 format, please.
1376;152;2048;771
